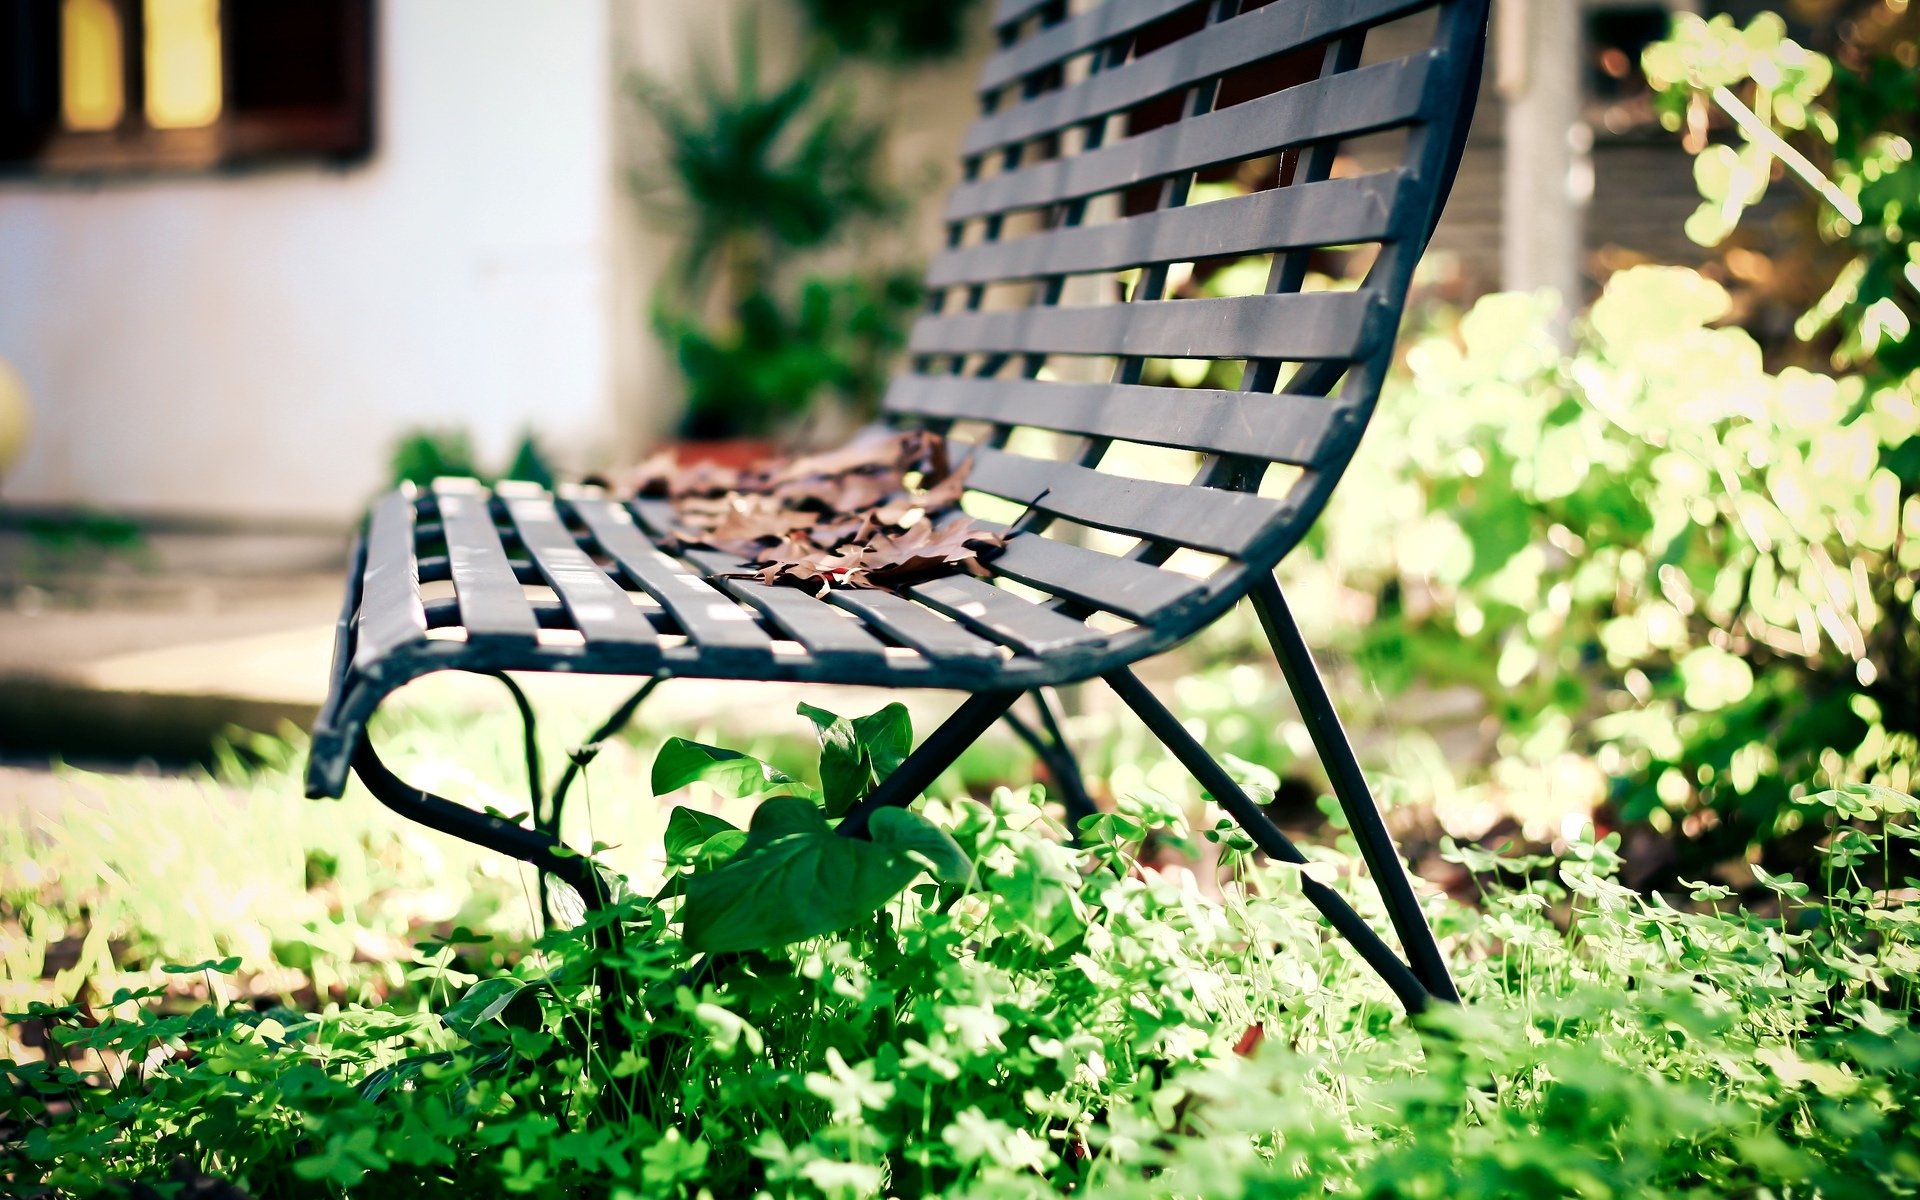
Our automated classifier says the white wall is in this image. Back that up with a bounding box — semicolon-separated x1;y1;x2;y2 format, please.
0;0;619;525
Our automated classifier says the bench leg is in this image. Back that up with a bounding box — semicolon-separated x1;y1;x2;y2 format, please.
1002;689;1099;832
838;690;1024;838
351;729;614;915
1248;574;1459;1004
1102;666;1436;1015
353;725;637;1080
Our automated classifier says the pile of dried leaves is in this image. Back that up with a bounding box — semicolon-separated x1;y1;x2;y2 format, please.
604;431;1006;594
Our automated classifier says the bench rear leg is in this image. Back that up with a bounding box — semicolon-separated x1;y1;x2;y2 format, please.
1101;666;1434;1015
1002;688;1099;832
476;672;662;928
1248;574;1459;1004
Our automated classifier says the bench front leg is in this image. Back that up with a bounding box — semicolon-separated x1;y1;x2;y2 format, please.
351;730;613;913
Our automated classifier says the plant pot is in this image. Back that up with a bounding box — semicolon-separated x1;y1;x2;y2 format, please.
673;437;779;472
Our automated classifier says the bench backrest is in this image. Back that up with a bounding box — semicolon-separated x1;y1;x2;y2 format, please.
886;0;1488;636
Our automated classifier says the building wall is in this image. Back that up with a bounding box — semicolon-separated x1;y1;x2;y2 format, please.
0;0;617;525
0;0;1740;525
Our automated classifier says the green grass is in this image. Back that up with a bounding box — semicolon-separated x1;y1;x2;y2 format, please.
4;704;1917;1199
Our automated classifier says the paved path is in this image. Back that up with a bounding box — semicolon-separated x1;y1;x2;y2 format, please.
0;527;1028;763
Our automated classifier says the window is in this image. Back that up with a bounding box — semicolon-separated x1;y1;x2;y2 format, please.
1;0;373;174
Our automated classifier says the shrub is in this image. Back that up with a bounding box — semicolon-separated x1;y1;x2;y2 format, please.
1267;265;1919;878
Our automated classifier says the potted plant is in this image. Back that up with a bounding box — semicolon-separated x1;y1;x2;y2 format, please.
631;32;915;466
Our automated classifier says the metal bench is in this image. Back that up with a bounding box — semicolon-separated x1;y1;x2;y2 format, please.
308;0;1488;1015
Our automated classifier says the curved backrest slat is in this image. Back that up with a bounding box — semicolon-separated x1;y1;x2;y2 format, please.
909;288;1375;361
962;445;1284;557
885;375;1338;465
928;170;1406;287
985;530;1208;621
888;0;1489;638
989;0;1063;35
979;0;1198;92
963;0;1429;157
945;52;1434;222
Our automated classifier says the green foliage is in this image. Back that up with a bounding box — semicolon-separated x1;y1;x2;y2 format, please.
1644;11;1919;377
654;271;921;440
0;725;541;1016
387;427;479;489
6;706;1919;1197
501;432;556;488
631;34;897;289
794;0;985;63
388;428;557;490
1291;267;1918;869
631;28;917;440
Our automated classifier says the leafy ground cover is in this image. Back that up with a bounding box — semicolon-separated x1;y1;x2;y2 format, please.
4;703;1918;1198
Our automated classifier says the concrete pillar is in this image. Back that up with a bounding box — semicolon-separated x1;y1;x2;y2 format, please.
1497;0;1592;332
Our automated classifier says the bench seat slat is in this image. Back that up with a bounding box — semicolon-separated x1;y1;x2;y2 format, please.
721;579;897;664
500;489;658;648
886;375;1340;465
966;0;1429;155
432;481;540;643
962;444;1281;557
354;488;429;671
631;503;895;666
948;53;1432;222
907;574;1107;657
986;530;1206;620
827;589;1008;665
909;289;1373;362
569;496;775;658
928;171;1404;288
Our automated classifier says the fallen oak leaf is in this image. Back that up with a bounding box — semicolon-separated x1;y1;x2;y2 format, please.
706;499;821;546
762;432;913;485
811;511;879;548
757;542;873;595
832;471;910;513
667;461;746;500
588;450;678;498
612;431;1001;593
846;518;1006;587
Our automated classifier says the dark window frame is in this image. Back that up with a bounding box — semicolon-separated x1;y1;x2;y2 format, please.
0;0;374;176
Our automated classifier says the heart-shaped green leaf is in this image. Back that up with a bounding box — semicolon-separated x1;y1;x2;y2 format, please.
852;703;913;780
680;798;922;953
442;977;525;1040
797;702;872;817
869;808;973;885
664;806;742;860
653;738;795;800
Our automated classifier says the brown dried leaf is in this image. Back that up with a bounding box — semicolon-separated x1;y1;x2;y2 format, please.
851;518;1006;587
667;461;744;500
707;498;820;546
612;432;999;594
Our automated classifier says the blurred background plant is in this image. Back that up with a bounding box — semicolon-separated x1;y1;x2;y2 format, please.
629;21;936;444
792;0;984;63
388;428;555;490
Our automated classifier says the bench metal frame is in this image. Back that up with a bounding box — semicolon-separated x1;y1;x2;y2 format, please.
309;0;1488;1015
